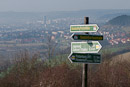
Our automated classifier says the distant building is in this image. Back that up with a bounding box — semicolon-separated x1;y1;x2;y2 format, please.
44;16;47;24
51;36;55;40
52;32;57;35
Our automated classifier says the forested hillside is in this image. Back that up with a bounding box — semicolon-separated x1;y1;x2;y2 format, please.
108;15;130;26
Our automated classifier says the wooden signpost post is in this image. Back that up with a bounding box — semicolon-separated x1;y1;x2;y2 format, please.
68;17;103;87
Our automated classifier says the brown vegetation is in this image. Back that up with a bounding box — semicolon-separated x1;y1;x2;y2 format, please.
0;52;130;87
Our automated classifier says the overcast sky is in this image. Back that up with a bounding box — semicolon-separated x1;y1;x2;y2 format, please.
0;0;130;12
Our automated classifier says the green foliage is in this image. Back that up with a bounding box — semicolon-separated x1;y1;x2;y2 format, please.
0;66;14;78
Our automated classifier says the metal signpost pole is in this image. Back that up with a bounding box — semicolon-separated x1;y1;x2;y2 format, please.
82;17;89;87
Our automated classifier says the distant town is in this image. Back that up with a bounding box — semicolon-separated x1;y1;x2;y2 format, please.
0;16;129;45
0;13;130;59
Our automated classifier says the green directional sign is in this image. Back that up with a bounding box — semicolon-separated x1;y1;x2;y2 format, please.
68;53;101;63
72;34;103;40
71;41;102;53
70;24;99;32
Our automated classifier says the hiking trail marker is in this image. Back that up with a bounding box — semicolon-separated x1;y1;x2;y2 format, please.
68;53;101;64
70;24;99;32
68;17;103;87
68;22;103;64
71;34;103;40
71;41;102;53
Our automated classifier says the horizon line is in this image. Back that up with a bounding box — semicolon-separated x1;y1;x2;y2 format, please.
0;9;130;13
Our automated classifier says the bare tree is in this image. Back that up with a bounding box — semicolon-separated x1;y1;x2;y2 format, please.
45;35;57;59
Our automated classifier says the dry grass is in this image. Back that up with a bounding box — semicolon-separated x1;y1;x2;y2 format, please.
0;51;82;87
1;52;130;87
88;53;130;87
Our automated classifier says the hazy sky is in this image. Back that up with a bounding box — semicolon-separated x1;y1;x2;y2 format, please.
0;0;130;12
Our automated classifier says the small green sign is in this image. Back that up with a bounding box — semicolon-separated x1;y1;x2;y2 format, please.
70;24;99;32
68;53;101;63
71;41;102;53
72;34;103;40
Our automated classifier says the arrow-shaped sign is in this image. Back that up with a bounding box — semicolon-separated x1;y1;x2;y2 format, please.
70;24;99;32
71;34;103;40
68;53;101;64
71;41;102;53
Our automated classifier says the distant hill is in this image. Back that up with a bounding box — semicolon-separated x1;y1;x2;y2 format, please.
107;15;130;26
0;9;130;24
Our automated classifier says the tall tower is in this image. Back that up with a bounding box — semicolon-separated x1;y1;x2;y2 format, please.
44;16;47;24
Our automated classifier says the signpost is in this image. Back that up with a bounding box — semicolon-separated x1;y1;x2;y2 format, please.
70;24;99;32
68;53;101;63
71;41;102;53
68;17;103;87
72;34;103;40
